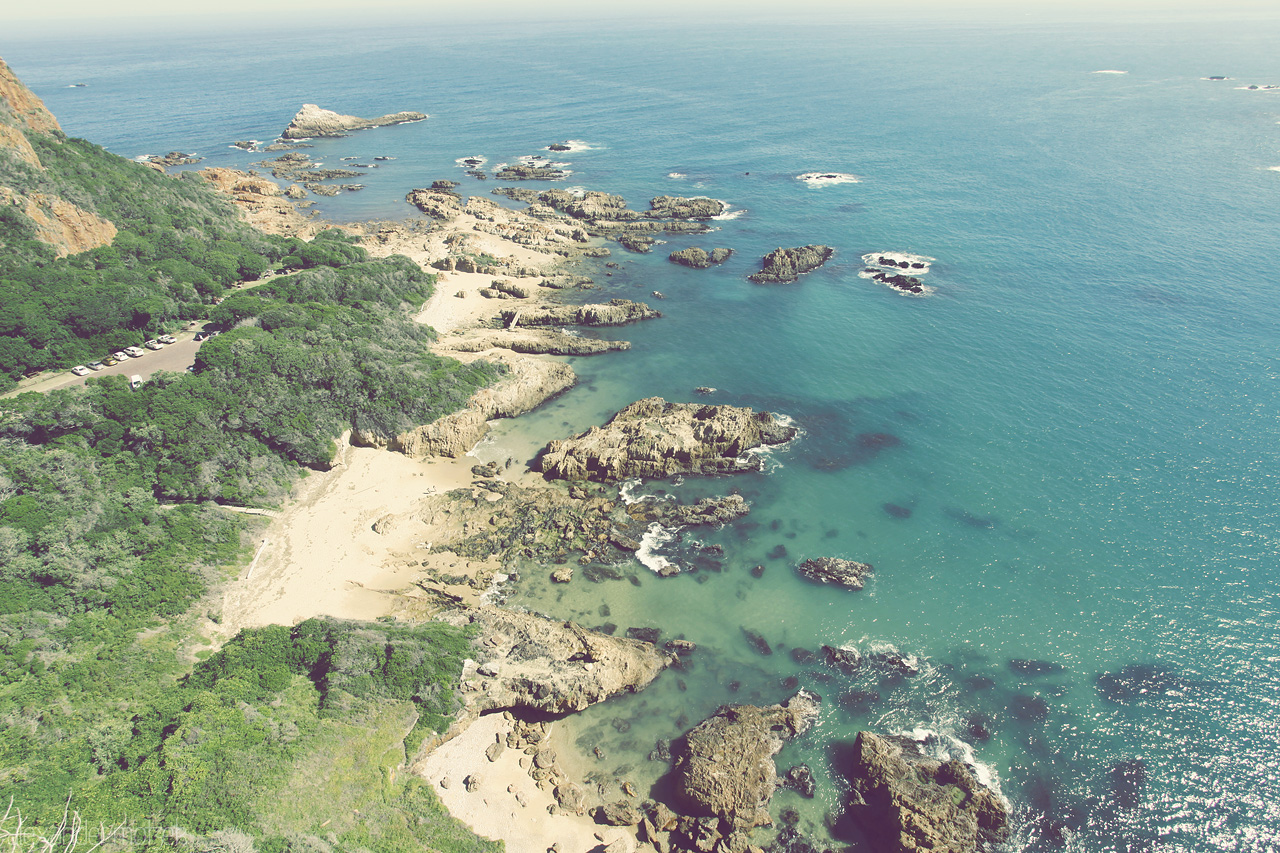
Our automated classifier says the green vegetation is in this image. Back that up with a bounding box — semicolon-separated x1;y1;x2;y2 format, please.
0;112;506;851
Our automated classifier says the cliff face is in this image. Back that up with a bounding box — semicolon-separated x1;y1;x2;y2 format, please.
0;57;118;258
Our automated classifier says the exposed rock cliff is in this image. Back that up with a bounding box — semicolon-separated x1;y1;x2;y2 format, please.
0;57;61;138
377;355;575;458
748;245;835;284
282;103;427;139
0;187;118;258
671;690;821;829
197;167;319;238
446;606;675;716
533;397;798;483
843;731;1010;853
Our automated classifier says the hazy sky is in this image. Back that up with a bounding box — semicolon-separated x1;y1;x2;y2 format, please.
8;0;1280;27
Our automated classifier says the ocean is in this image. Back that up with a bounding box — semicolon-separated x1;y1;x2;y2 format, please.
8;11;1280;850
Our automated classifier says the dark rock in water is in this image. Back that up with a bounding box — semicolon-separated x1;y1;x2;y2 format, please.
671;690;821;830
649;739;672;763
857;432;901;455
742;627;773;656
965;713;993;743
795;557;873;590
583;564;625;583
548;142;572;151
964;675;997;691
769;826;826;853
694;386;716;395
839;689;882;713
822;644;863;674
945;507;998;529
1009;694;1050;722
784;764;817;798
781;675;800;690
727;680;741;692
430;179;459;191
669;246;734;269
871;270;927;294
494;163;569;180
751;564;766;578
842;731;1010;853
627;627;661;644
598;604;611;617
619;234;656;253
596;623;617;635
1109;759;1147;809
1009;659;1065;676
768;544;789;560
790;647;817;665
666;638;697;655
748;245;835;284
883;503;913;519
1096;663;1190;703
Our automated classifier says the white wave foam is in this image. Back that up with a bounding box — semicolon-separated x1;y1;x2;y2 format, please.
619;478;651;505
636;523;679;574
901;727;1004;797
479;572;511;605
1235;84;1280;91
797;172;861;187
712;206;745;221
559;140;597;152
1092;69;1128;74
132;154;153;162
861;251;935;273
1268;166;1280;172
667;172;687;179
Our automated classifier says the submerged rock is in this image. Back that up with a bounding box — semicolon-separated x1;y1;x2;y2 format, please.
747;245;834;284
843;731;1010;853
282;103;427;139
1096;663;1191;703
533;397;797;483
671;690;821;830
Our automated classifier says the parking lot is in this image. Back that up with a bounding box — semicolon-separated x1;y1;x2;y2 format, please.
3;333;207;398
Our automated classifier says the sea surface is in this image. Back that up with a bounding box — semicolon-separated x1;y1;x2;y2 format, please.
8;12;1280;851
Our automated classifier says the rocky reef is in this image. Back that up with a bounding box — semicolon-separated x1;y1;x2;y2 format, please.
747;245;835;284
794;556;873;590
145;151;203;167
494;163;570;181
842;731;1010;853
669;247;733;268
670;690;821;830
491;187;726;250
533;397;798;483
445;606;674;716
281;103;427;139
503;298;661;328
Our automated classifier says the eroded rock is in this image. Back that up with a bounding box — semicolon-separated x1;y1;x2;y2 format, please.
748;245;835;284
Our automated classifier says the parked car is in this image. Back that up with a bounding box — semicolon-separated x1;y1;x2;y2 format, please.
113;351;130;361
71;365;90;376
124;346;145;358
193;332;207;342
103;356;119;366
144;339;164;350
129;374;144;390
87;361;106;371
158;334;177;344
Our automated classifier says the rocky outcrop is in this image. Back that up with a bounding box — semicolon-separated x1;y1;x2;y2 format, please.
0;187;117;258
383;355;575;458
405;186;465;219
867;270;928;295
494;164;570;181
534;397;798;483
446;606;675;716
842;731;1010;853
491;188;723;250
254;151;363;182
445;329;631;357
669;247;733;268
648;196;727;220
626;494;751;527
795;557;873;590
146;151;203;168
282;103;427;139
198;168;318;238
504;299;660;328
0;57;61;136
671;690;821;830
748;245;834;284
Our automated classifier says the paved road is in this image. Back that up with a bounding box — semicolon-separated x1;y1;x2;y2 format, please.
3;332;207;398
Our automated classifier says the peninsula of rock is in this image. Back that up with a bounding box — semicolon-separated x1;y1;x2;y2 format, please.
282;103;427;139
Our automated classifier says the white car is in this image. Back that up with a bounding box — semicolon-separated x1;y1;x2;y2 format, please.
71;365;90;376
113;351;130;361
124;346;145;358
87;361;106;371
158;334;177;344
144;339;164;350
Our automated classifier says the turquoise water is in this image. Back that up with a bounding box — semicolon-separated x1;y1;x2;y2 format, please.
9;13;1280;850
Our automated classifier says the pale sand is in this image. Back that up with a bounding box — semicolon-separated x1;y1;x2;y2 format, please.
418;714;639;853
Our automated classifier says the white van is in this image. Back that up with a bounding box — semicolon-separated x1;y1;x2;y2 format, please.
129;375;144;390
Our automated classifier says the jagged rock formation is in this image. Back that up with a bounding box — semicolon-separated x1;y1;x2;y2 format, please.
445;606;675;716
254;151;363;182
494;164;570;181
748;245;835;283
491;187;726;249
669;247;733;268
281;103;427;139
671;690;821;830
843;731;1010;853
648;196;727;220
445;329;631;357
405;186;465;219
146;151;203;167
626;494;751;527
372;355;575;458
503;299;661;328
0;58;60;169
795;556;873;590
533;397;798;483
197;168;318;238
